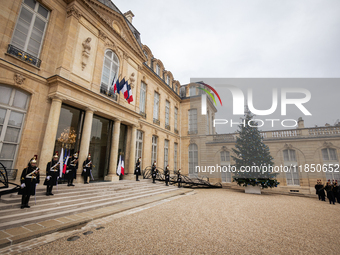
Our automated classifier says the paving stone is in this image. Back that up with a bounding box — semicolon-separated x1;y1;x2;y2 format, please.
23;224;45;232
3;227;30;236
38;220;61;228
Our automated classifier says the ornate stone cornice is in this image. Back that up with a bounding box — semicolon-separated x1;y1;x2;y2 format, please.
98;30;107;41
67;6;82;20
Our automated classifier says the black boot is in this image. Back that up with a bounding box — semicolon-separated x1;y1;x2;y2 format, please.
21;195;26;209
25;195;31;208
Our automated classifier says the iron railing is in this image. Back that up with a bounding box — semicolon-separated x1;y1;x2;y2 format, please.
7;44;42;67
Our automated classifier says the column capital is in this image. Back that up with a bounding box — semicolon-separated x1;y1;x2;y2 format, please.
49;95;66;102
85;107;96;113
114;118;122;123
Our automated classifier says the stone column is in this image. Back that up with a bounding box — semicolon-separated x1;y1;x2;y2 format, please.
38;97;63;178
76;108;94;183
128;125;137;175
105;119;121;181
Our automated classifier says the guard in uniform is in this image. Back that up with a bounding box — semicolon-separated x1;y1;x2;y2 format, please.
66;152;78;186
151;161;157;183
325;180;335;204
44;152;60;196
318;180;326;201
134;157;141;181
315;179;322;200
177;169;182;188
19;156;40;209
333;180;339;203
164;165;170;186
82;153;92;184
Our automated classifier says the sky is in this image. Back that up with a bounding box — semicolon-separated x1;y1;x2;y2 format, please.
113;0;340;85
111;0;340;133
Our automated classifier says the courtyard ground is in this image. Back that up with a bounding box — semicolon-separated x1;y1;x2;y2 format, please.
22;188;340;254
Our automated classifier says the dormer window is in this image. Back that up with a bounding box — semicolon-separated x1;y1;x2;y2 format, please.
156;64;160;75
166;76;170;85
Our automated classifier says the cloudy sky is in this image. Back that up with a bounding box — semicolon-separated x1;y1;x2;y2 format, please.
113;0;340;84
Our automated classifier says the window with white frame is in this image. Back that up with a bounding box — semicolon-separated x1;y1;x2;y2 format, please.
283;149;299;185
139;82;146;114
100;50;119;91
322;148;340;181
174;107;178;130
156;64;160;75
153;92;160;121
151;136;158;165
322;148;338;161
167;76;170;85
175;85;178;94
188;109;197;133
174;143;178;170
189;144;198;177
165;101;170;126
189;85;196;96
11;0;50;57
220;151;231;182
0;85;30;169
164;140;169;169
135;130;143;167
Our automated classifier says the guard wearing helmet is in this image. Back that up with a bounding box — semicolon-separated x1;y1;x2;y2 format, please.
82;153;92;184
44;152;60;196
134;157;141;181
19;156;40;208
151;161;157;183
164;165;170;186
66;152;78;186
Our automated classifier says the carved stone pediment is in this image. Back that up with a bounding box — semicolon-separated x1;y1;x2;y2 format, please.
323;141;333;148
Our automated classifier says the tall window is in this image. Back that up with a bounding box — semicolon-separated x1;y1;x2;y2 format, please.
156;64;160;75
174;107;178;131
135;130;143;167
322;148;338;161
220;151;231;182
174;143;178;170
0;85;30;169
188;109;197;134
189;144;198;177
189;86;196;96
164;140;169;169
153;92;160;122
11;0;50;58
165;101;170;127
167;76;170;85
322;148;340;181
151;136;157;164
283;149;299;185
175;85;178;94
139;82;146;114
100;50;119;92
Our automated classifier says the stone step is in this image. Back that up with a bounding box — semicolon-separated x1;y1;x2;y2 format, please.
0;185;165;211
1;184;158;205
2;181;159;203
0;184;176;230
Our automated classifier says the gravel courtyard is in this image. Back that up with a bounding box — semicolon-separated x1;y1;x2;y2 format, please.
24;188;340;255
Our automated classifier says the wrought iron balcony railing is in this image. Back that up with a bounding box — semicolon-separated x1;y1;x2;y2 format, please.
165;124;171;131
7;44;41;68
100;85;117;101
174;128;179;134
153;118;160;125
140;112;146;119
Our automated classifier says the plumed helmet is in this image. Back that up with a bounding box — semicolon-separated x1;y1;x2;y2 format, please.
53;152;59;159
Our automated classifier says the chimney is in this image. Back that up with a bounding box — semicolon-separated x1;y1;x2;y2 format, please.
298;117;304;129
124;10;134;23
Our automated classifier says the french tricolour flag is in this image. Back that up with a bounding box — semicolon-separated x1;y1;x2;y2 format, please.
127;83;133;104
121;80;129;100
116;155;125;176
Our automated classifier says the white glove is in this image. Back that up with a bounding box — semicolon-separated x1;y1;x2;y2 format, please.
21;183;26;188
83;169;86;172
46;176;51;180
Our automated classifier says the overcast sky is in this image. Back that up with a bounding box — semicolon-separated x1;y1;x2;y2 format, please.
113;0;340;84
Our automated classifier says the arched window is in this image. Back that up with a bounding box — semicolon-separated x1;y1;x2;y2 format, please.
220;151;231;182
100;50;119;92
322;148;340;181
283;149;299;185
0;85;30;169
189;143;198;177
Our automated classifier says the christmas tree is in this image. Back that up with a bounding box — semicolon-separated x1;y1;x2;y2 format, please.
231;109;279;189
